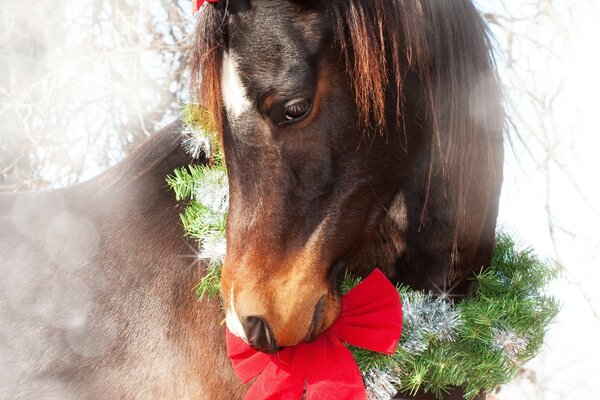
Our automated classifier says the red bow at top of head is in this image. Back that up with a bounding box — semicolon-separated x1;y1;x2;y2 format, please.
226;269;403;400
193;0;219;14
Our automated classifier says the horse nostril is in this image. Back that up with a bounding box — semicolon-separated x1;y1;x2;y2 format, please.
306;295;327;342
243;316;276;353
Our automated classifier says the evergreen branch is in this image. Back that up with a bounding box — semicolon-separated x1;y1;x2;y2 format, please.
195;265;223;301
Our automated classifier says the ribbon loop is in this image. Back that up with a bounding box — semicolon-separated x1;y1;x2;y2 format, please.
329;269;403;354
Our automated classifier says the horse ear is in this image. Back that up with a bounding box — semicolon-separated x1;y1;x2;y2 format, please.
214;0;251;13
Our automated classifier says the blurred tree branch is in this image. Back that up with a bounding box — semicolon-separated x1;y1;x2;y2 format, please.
0;0;195;191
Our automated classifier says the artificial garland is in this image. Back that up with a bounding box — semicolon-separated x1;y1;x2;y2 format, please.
167;107;559;399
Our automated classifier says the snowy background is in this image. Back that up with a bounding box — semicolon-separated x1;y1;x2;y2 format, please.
481;1;600;399
1;1;599;398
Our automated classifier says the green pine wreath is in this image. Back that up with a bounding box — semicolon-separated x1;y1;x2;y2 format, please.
167;106;560;399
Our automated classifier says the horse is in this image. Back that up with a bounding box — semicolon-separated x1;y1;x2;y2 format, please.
195;0;503;357
0;0;503;399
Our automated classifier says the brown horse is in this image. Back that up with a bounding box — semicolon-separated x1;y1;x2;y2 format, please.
194;0;503;356
0;0;502;399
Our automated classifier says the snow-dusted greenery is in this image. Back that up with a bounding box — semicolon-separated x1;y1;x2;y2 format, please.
167;106;559;399
351;237;560;399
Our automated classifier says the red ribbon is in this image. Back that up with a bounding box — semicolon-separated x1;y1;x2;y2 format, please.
192;0;219;14
226;269;403;400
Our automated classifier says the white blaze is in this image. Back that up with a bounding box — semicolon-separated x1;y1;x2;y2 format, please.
225;287;248;342
221;51;251;119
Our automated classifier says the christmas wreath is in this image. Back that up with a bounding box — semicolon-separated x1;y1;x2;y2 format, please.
167;106;559;399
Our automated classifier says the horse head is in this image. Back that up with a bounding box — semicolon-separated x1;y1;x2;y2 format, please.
192;0;504;352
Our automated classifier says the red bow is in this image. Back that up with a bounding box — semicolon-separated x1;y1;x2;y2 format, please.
192;0;219;14
226;269;403;400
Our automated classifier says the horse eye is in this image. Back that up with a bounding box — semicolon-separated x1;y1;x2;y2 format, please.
284;99;312;122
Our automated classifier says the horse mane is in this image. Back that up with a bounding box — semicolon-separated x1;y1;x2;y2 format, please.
89;120;187;195
191;0;504;250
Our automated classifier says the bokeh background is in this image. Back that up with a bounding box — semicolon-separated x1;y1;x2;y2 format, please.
1;1;599;398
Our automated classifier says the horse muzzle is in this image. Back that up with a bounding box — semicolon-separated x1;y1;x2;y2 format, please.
221;269;341;351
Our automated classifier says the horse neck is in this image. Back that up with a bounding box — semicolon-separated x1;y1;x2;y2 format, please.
30;121;237;397
79;120;201;300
